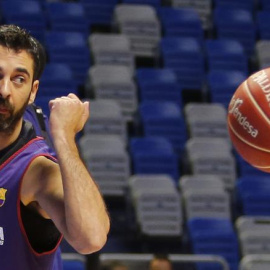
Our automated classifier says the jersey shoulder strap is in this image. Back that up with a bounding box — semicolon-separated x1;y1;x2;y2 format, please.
24;103;55;151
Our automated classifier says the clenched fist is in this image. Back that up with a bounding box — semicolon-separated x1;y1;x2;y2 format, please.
49;93;89;140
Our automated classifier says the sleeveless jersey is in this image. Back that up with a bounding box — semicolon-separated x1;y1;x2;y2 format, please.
0;136;63;270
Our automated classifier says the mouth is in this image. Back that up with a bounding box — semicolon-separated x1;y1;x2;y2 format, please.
0;107;9;114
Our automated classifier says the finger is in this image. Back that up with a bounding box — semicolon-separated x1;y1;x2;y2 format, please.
68;93;79;99
82;101;90;122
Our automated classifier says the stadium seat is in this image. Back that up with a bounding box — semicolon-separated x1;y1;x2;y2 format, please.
240;254;270;270
207;70;246;108
79;134;131;197
255;40;270;69
213;7;256;57
236;216;270;256
0;0;46;43
83;99;127;143
129;136;180;181
256;11;270;40
136;68;183;106
188;218;240;270
235;153;270;177
160;37;205;90
89;33;135;73
113;4;161;57
261;0;270;10
213;0;255;11
45;31;91;86
45;2;89;37
39;63;78;97
180;174;231;220
78;0;118;28
128;174;183;237
236;175;270;216
170;0;212;30
205;39;249;74
87;65;138;121
37;63;78;115
158;7;204;45
122;0;161;8
185;137;237;189
184;102;229;139
138;101;187;154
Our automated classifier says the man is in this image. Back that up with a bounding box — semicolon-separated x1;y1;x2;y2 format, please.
102;260;129;270
149;254;173;270
0;25;110;269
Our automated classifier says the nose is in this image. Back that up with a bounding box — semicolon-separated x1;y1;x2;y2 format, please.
0;79;11;99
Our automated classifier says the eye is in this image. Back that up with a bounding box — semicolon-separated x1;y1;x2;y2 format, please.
12;76;25;84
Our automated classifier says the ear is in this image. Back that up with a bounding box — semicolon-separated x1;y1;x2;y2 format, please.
28;80;39;104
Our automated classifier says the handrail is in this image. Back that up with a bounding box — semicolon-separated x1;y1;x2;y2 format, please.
240;254;270;270
100;253;230;270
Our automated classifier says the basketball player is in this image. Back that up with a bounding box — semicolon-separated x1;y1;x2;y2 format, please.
0;25;110;269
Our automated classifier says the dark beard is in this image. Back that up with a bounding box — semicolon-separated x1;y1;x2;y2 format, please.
0;97;30;135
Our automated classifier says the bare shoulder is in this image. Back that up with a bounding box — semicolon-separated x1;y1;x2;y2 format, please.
21;156;62;205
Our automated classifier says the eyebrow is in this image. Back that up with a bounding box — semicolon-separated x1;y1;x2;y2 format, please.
0;67;31;79
15;67;30;78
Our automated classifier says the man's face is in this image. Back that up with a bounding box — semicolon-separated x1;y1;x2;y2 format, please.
0;45;39;135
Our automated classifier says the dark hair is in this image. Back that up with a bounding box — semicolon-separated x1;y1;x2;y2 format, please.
0;24;46;81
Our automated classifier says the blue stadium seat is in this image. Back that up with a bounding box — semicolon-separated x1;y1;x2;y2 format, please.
256;11;270;40
122;0;161;9
207;70;246;108
45;31;91;86
213;7;256;57
188;218;239;270
39;63;78;96
234;153;270;177
45;2;89;37
136;68;183;106
160;37;205;90
129;136;180;181
158;7;204;45
261;0;270;10
78;0;118;28
213;0;255;11
205;39;249;74
236;175;270;216
37;63;78;115
138;101;187;154
0;0;46;43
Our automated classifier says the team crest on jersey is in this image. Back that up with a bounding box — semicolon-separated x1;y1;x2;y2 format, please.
0;188;7;207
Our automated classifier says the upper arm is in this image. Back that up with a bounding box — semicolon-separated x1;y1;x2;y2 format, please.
22;156;66;230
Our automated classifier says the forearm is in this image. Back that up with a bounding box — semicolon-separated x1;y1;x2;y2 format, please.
53;134;110;253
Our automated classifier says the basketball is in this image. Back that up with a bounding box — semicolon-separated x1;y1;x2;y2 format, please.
227;67;270;172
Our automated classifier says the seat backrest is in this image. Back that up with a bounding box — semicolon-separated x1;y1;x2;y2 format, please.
139;101;182;119
130;136;174;155
114;4;158;22
180;174;225;192
89;65;133;86
79;134;126;156
89;33;131;52
45;31;86;49
129;174;176;191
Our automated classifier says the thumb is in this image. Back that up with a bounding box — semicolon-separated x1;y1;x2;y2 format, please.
82;101;90;123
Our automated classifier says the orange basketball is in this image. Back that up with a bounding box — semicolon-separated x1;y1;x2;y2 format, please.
227;67;270;172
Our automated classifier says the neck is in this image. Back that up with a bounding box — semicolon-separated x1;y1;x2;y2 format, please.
0;119;23;151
